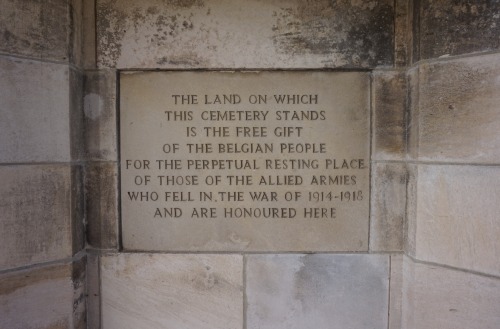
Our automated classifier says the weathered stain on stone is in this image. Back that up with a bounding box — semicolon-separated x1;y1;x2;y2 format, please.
0;165;73;270
415;54;500;162
0;264;69;296
85;163;119;249
0;0;70;61
97;0;204;67
372;70;407;160
97;0;128;68
83;70;117;161
370;163;407;252
418;0;500;59
271;0;394;67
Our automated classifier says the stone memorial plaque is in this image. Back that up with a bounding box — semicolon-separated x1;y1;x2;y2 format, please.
120;71;370;251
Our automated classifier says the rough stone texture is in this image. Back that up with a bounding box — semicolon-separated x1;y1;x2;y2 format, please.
84;70;117;161
246;254;389;329
409;53;500;163
0;56;72;163
0;165;79;270
372;70;407;160
101;253;243;329
96;0;394;69
394;0;410;66
389;255;403;329
404;164;418;256
70;68;85;162
0;0;79;63
370;163;406;252
402;257;500;329
417;0;500;61
85;162;119;249
0;260;86;329
410;164;500;277
86;252;101;329
406;66;419;160
83;0;97;68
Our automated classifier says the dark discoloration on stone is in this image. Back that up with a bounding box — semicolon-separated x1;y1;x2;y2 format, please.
97;0;128;67
83;70;117;161
372;70;407;160
72;257;87;329
70;68;85;162
271;0;394;67
0;0;71;61
394;0;410;66
418;0;500;60
413;54;500;162
71;166;85;255
85;162;119;249
0;165;73;270
370;163;407;252
97;0;202;68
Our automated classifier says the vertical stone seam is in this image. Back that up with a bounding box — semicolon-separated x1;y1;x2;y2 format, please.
115;70;123;251
387;255;392;329
368;72;374;252
98;253;102;329
242;254;247;329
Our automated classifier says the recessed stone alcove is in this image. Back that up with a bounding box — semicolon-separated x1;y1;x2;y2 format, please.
1;1;499;328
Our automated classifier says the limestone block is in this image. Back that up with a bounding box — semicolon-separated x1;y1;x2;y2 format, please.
246;254;389;329
372;70;407;160
85;162;119;249
411;53;500;163
0;57;72;163
412;164;500;277
96;0;394;69
370;163;406;252
101;253;243;329
84;70;118;161
0;165;76;270
0;0;78;63
418;0;500;60
402;257;500;329
0;261;86;329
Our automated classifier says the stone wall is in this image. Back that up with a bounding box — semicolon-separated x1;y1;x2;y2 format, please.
0;0;499;328
0;0;86;328
403;2;500;328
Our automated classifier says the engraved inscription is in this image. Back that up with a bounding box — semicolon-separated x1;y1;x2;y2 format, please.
120;72;370;251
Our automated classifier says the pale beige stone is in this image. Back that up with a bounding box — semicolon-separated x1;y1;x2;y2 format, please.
372;70;407;160
411;53;500;163
389;255;403;329
101;253;243;329
411;164;500;277
370;163;406;251
120;71;370;252
96;0;394;69
0;165;74;270
246;254;389;329
0;57;72;163
402;257;500;329
0;262;85;329
84;70;118;161
85;162;119;249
